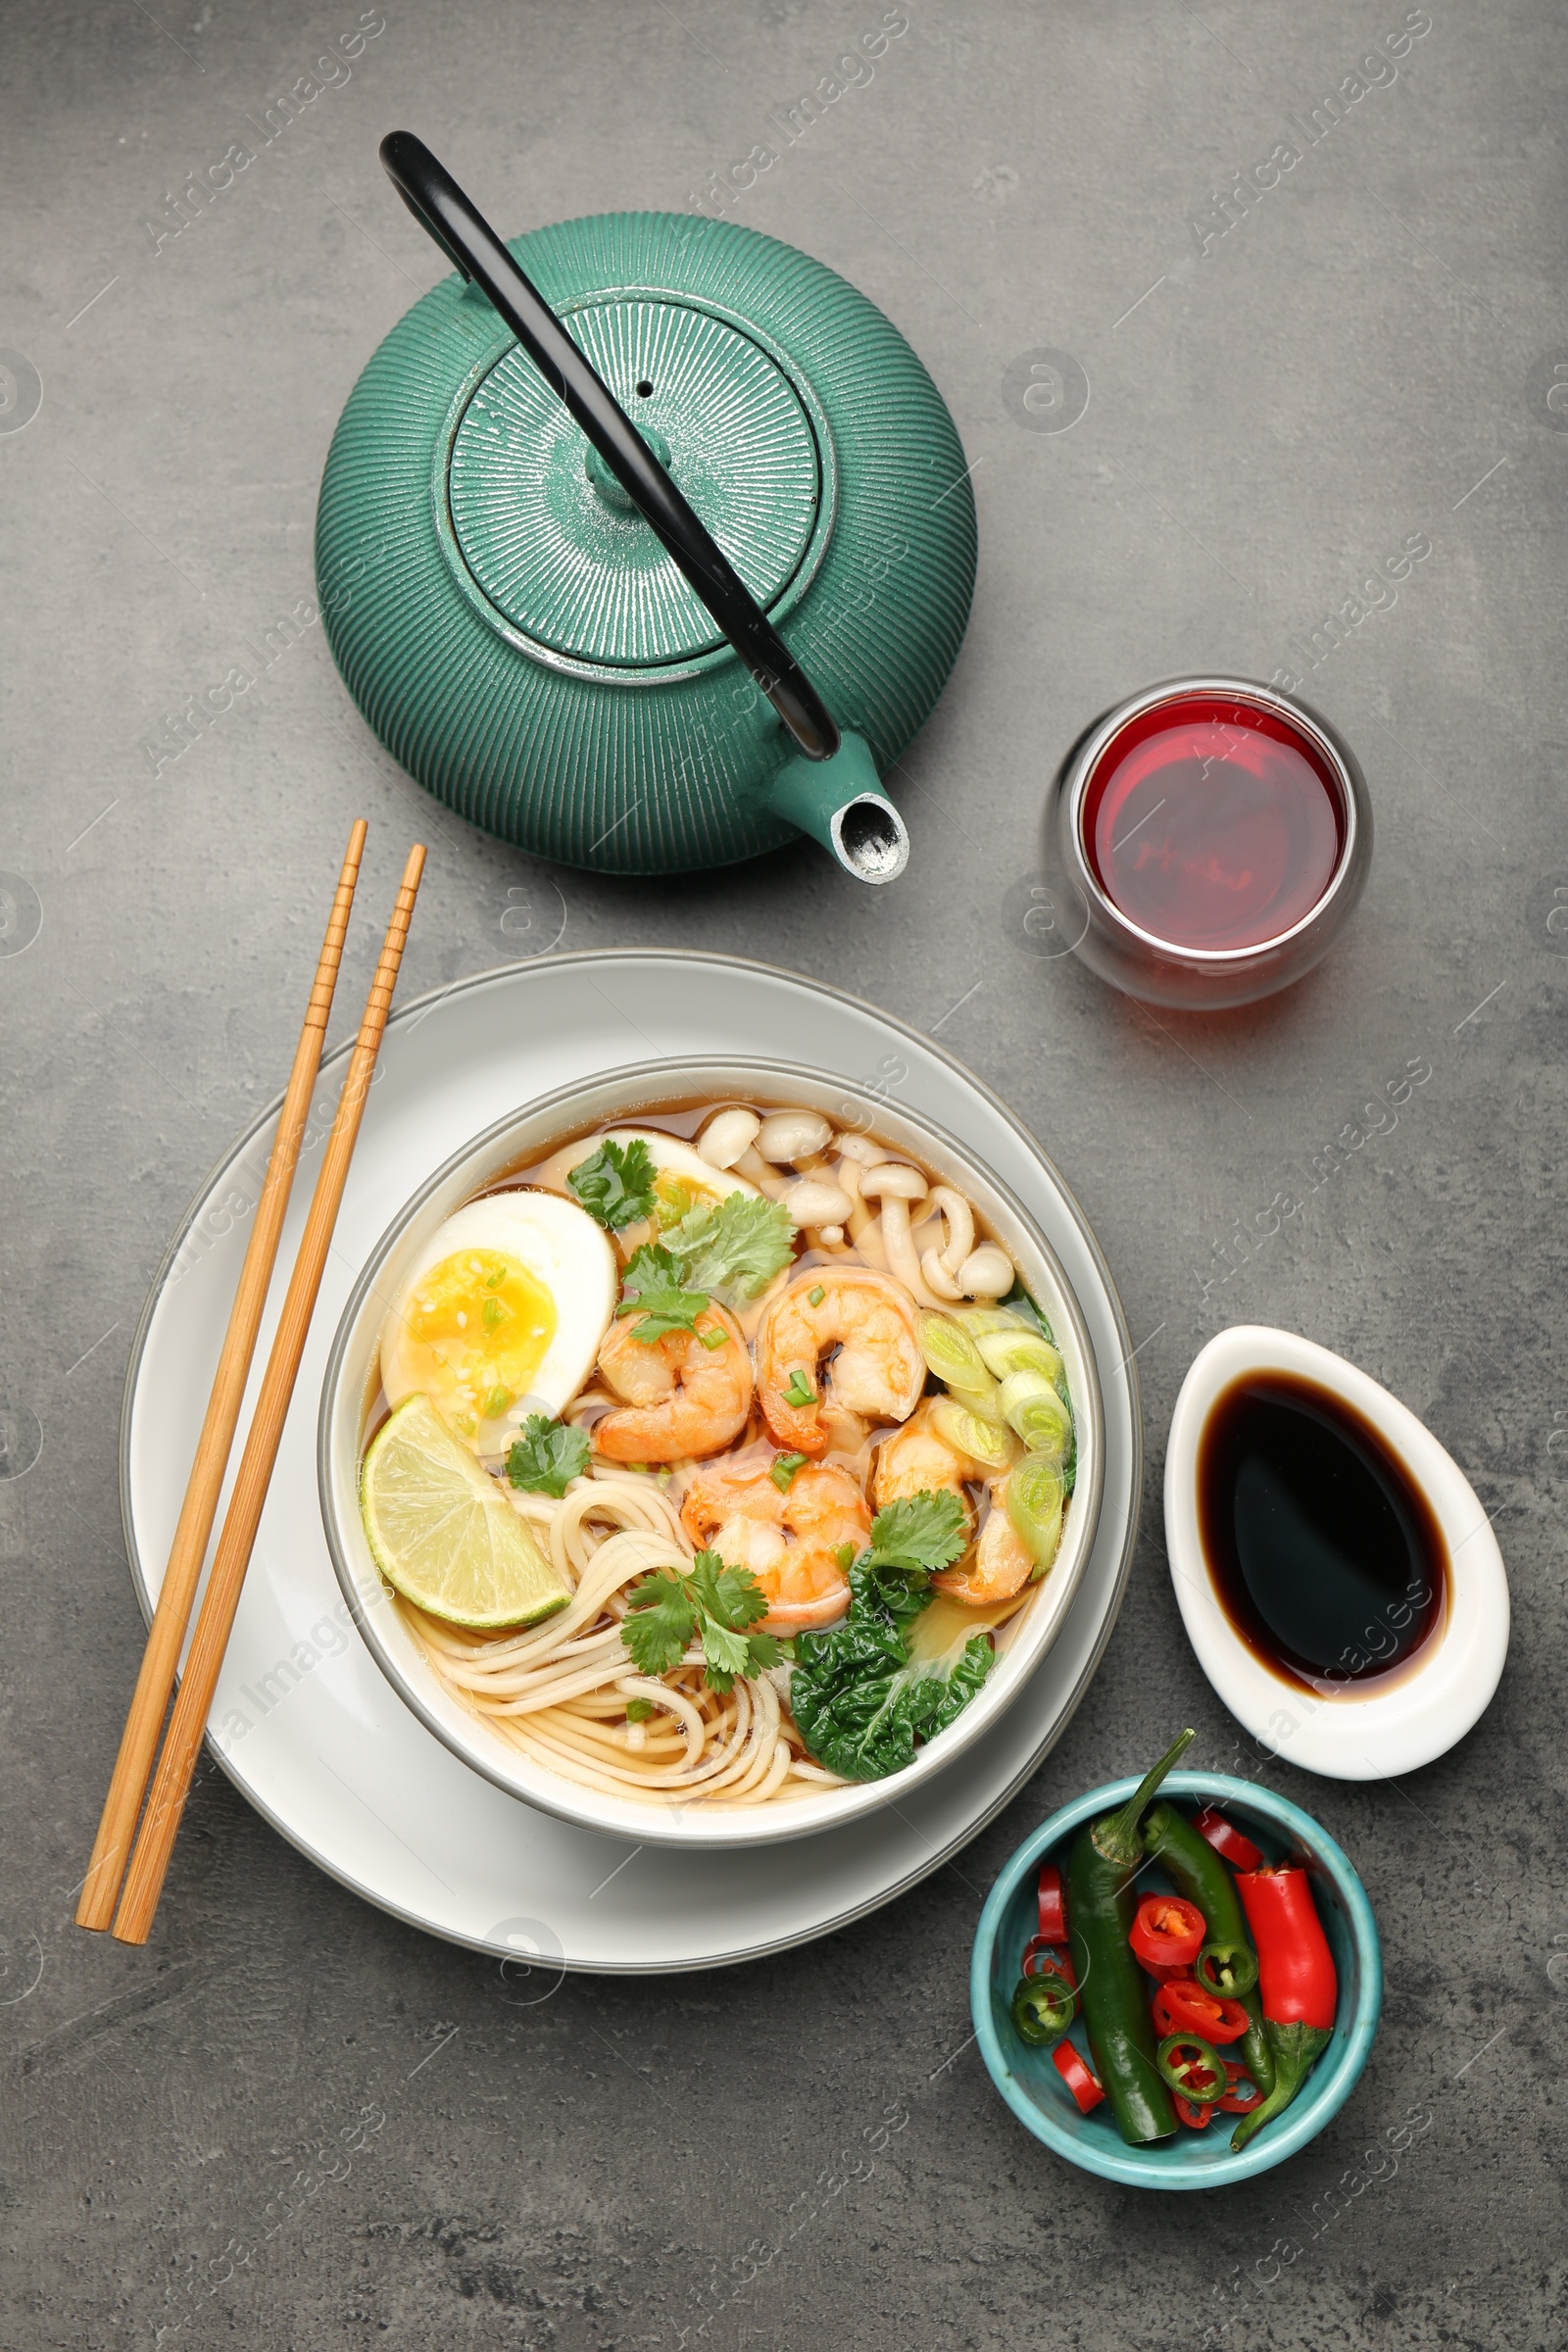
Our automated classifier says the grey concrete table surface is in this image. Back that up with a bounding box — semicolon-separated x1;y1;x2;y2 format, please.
2;2;1563;2345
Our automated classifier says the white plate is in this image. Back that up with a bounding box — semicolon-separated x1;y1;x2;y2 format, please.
1164;1325;1510;1781
122;953;1141;1971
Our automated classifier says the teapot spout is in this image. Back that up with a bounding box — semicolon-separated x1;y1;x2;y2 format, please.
765;730;909;885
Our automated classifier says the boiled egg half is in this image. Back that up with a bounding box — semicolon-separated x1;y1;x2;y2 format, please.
380;1191;615;1458
599;1129;759;1226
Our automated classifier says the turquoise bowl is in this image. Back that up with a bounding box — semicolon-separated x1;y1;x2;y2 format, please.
970;1771;1382;2189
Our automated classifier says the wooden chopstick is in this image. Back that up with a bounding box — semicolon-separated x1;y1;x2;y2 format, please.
75;819;369;1934
111;843;426;1946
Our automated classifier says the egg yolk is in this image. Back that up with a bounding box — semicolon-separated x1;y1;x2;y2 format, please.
394;1249;555;1443
652;1172;722;1227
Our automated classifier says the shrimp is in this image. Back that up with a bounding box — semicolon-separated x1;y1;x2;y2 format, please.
681;1459;869;1631
932;1472;1035;1605
594;1301;753;1463
873;1413;977;1543
756;1268;924;1456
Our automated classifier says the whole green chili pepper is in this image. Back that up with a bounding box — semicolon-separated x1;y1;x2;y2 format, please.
1141;1799;1275;2100
1065;1730;1196;2146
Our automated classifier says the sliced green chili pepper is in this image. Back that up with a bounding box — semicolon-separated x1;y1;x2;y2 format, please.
1065;1729;1196;2147
1010;1968;1075;2046
1195;1939;1258;1998
1157;2033;1225;2104
1141;1799;1275;2100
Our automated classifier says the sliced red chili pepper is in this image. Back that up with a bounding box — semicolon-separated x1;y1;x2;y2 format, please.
1022;1936;1076;1989
1152;1977;1250;2044
1218;2060;1264;2116
1037;1860;1066;1945
1128;1891;1205;1972
1052;2039;1104;2113
1173;2091;1215;2129
1192;1806;1264;1873
1156;2033;1225;2104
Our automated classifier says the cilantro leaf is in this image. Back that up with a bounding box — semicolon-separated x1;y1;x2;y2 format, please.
694;1614;754;1694
788;1487;996;1776
566;1137;658;1231
618;1568;697;1678
505;1414;591;1497
862;1491;968;1577
847;1491;967;1628
619;1547;780;1692
616;1244;710;1345
662;1194;795;1302
688;1549;769;1633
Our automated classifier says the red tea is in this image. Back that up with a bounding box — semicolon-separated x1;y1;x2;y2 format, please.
1080;694;1344;953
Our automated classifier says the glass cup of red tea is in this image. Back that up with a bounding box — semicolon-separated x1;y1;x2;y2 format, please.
1045;678;1372;1008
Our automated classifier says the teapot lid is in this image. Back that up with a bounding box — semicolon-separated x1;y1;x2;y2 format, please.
442;295;828;671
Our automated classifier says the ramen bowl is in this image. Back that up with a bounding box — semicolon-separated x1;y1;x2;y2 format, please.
1044;677;1372;1009
318;1057;1106;1849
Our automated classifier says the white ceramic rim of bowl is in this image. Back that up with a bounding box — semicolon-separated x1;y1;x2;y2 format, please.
318;1054;1106;1849
1164;1325;1509;1781
1062;675;1365;965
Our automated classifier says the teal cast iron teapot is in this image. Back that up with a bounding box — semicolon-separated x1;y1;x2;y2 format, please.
314;134;977;884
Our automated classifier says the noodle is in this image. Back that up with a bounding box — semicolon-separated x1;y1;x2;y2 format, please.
399;1473;844;1806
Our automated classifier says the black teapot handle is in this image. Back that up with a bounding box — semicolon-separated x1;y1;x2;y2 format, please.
379;131;841;765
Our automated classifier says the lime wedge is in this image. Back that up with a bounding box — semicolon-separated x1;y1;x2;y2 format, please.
361;1394;570;1630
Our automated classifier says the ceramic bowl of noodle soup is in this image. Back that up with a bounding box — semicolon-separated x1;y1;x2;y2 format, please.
318;1058;1105;1849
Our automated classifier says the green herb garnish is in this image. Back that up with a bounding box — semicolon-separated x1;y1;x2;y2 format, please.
662;1193;795;1302
846;1491;969;1631
566;1136;658;1231
789;1489;992;1781
860;1491;968;1579
783;1368;816;1407
620;1550;784;1694
808;1283;825;1306
616;1245;710;1345
770;1451;808;1492
506;1414;591;1497
624;1697;655;1723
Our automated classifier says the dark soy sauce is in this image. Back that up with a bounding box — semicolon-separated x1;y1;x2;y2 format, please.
1197;1373;1447;1695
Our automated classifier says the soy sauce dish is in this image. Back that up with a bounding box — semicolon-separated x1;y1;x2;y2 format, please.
1165;1327;1510;1781
971;1771;1381;2188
